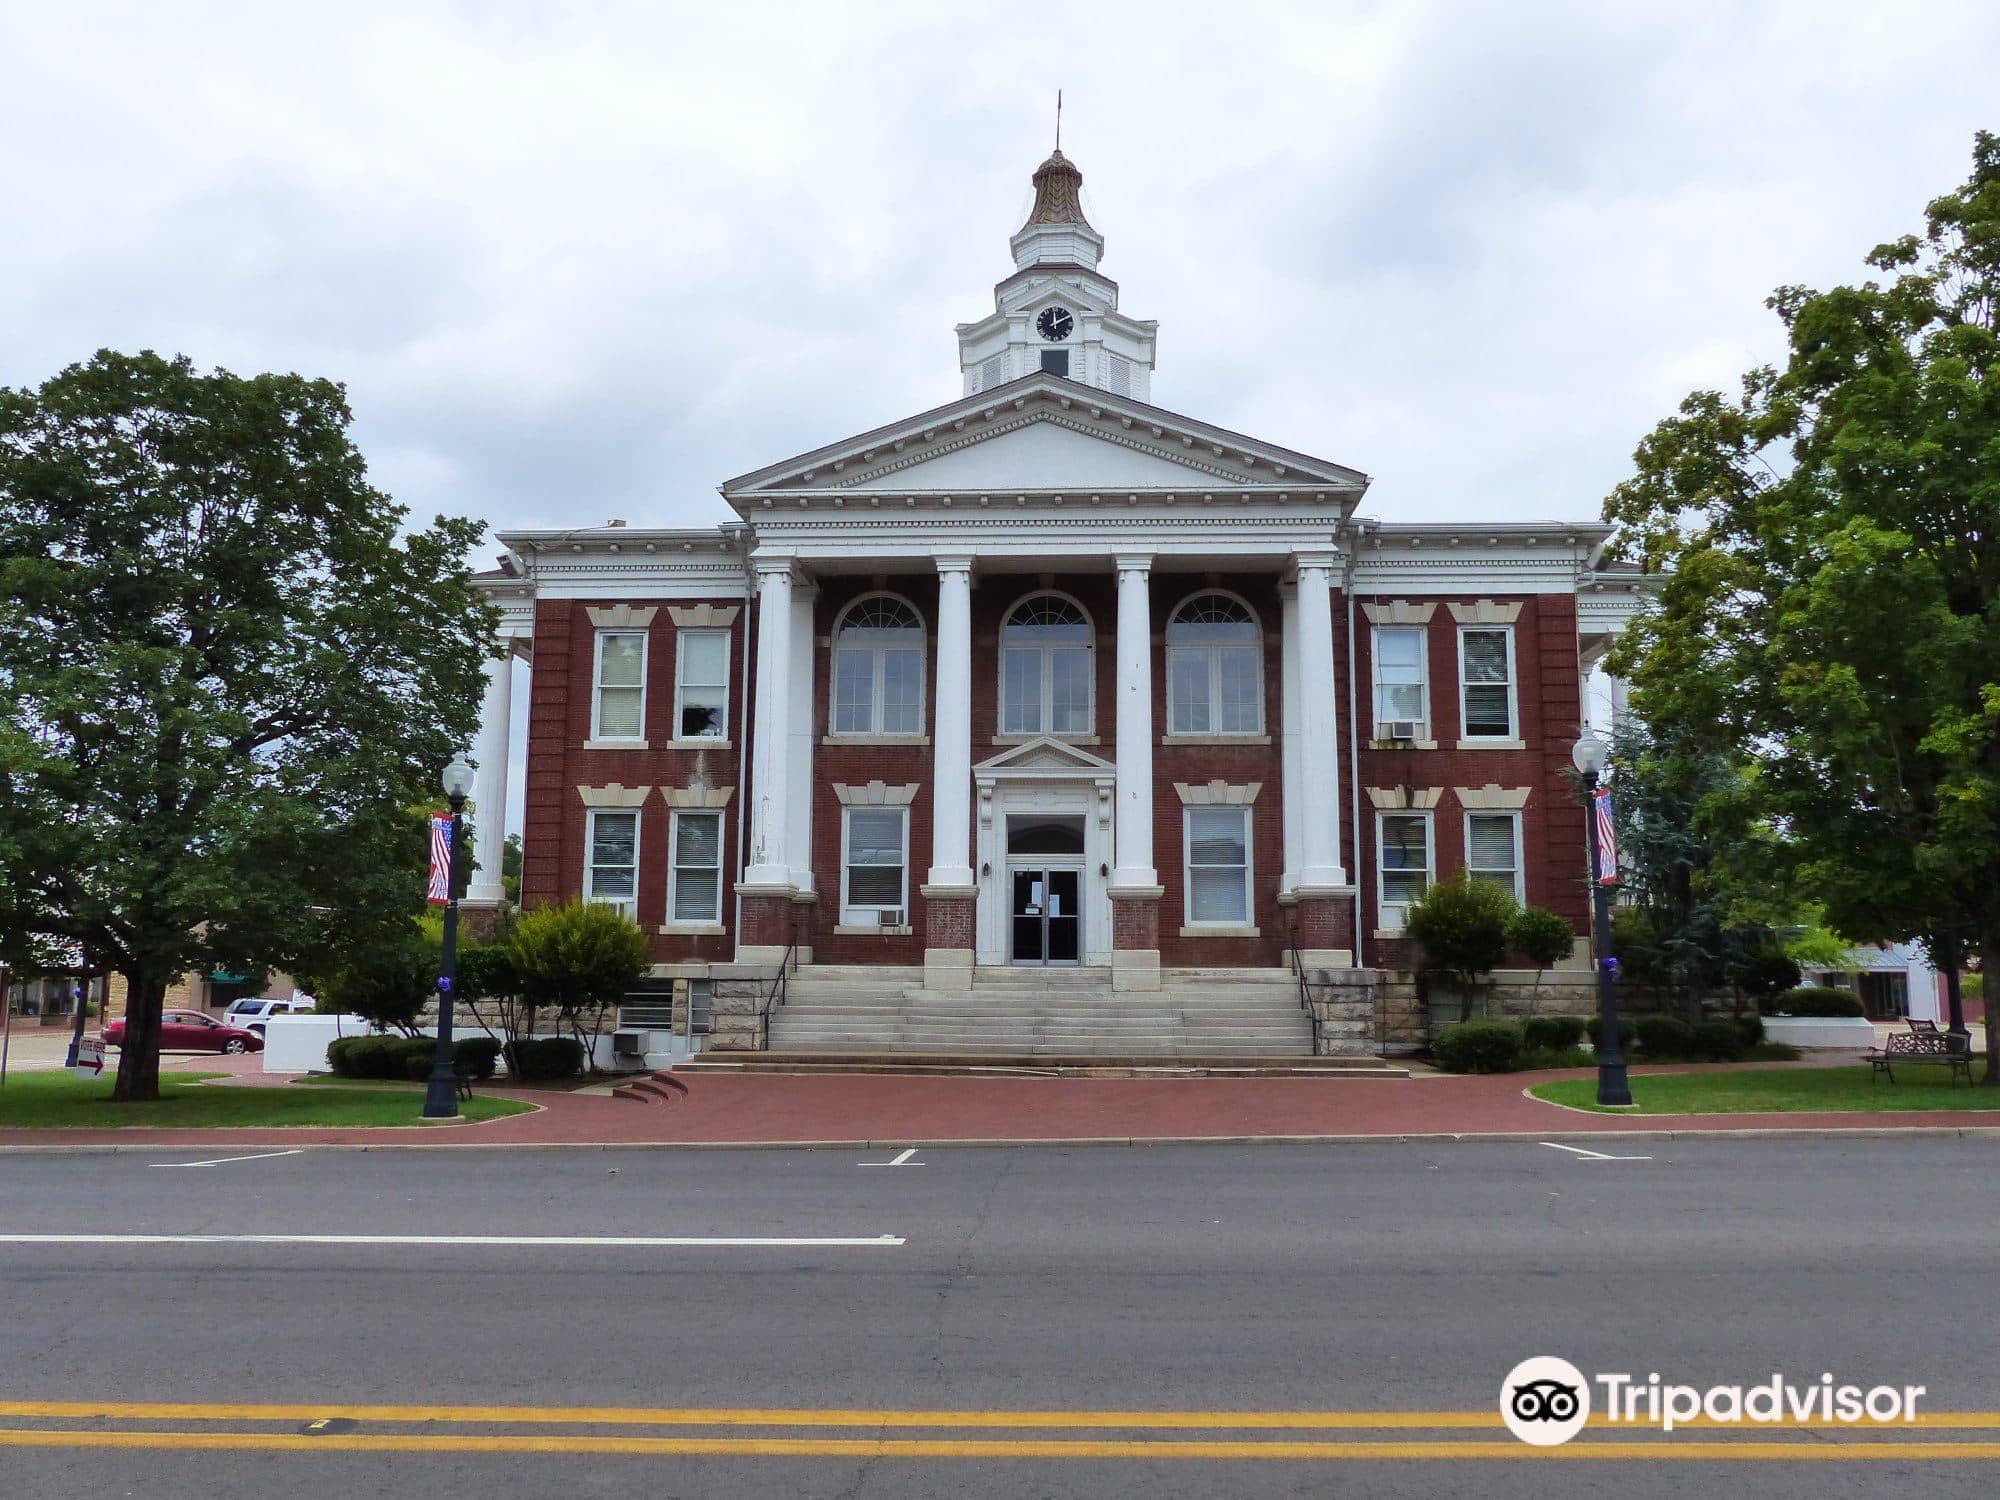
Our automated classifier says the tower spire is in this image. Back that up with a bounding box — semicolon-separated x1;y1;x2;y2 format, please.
1055;89;1062;152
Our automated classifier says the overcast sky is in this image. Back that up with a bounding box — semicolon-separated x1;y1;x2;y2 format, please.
5;1;1996;556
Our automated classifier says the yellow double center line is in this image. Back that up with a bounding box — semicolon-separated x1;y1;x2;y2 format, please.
2;1402;1997;1461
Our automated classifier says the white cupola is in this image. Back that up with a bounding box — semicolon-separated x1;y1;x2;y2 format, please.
955;147;1159;401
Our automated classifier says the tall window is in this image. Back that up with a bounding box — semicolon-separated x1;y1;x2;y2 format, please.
832;596;924;736
673;630;729;741
1465;812;1522;901
1459;627;1516;739
584;810;639;916
1000;594;1093;736
1184;807;1252;926
1377;811;1432;927
1373;626;1428;733
1166;593;1263;735
841;807;908;924
669;810;723;923
592;631;647;741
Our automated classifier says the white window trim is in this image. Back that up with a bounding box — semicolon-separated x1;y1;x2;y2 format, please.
997;591;1096;739
670;627;730;746
583;807;640;918
839;805;910;927
1375;808;1434;937
830;592;926;738
590;629;649;745
1371;624;1431;742
1164;589;1266;738
1456;625;1518;744
1181;805;1255;935
665;808;724;928
1463;809;1524;904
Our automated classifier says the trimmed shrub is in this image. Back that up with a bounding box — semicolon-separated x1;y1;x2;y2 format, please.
1760;986;1865;1018
1521;1015;1586;1051
1734;1013;1766;1048
1633;1014;1696;1058
1746;1040;1803;1061
1406;874;1519;990
1689;1018;1749;1062
506;1036;587;1081
326;1035;395;1079
387;1035;436;1080
454;1036;503;1081
1431;1019;1524;1074
1518;1045;1594;1070
1585;1015;1636;1051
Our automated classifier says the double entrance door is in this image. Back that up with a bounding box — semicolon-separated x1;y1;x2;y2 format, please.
1010;867;1081;965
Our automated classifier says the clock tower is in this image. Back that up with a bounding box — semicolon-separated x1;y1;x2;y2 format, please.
955;147;1159;400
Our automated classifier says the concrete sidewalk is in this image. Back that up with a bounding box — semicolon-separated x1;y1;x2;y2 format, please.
3;1063;1999;1149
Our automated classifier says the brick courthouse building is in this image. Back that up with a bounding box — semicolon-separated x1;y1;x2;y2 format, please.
470;149;1647;1059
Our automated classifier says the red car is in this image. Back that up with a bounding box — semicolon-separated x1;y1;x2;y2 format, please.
103;1009;265;1055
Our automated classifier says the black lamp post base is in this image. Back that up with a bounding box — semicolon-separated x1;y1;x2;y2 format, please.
1595;1061;1634;1108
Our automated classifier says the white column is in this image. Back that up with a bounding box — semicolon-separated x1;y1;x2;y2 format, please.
785;581;817;894
1111;554;1156;888
464;647;514;905
1278;581;1303;894
1294;553;1345;888
745;559;793;887
927;557;976;889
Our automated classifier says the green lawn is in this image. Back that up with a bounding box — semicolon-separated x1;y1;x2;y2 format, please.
1532;1064;1999;1115
0;1071;534;1129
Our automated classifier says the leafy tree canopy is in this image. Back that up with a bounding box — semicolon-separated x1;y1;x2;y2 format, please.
1604;132;2000;1071
0;351;497;1099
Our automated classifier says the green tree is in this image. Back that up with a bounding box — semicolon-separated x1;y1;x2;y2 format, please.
1505;905;1576;1015
501;833;522;907
1406;873;1518;1018
1604;133;2000;1078
0;351;497;1100
313;915;437;1035
503;900;649;1069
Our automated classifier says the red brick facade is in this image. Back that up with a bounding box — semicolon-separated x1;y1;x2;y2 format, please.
521;576;1594;970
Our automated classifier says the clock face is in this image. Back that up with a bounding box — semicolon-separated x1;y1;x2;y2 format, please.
1036;306;1074;342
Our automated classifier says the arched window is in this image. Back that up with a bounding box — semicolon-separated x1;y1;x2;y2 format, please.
1000;593;1094;736
1166;592;1263;735
832;594;925;736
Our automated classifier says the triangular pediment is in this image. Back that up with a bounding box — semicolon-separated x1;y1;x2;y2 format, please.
974;736;1116;776
721;374;1368;507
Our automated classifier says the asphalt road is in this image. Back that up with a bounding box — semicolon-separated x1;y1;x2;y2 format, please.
0;1137;1993;1498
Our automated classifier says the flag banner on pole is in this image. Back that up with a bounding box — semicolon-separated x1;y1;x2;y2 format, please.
1593;788;1618;887
427;814;453;905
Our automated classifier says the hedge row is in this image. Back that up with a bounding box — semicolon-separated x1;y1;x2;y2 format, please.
1434;1011;1774;1074
326;1034;504;1081
1758;985;1866;1018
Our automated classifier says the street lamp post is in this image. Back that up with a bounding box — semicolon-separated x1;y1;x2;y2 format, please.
423;754;476;1121
1572;730;1633;1108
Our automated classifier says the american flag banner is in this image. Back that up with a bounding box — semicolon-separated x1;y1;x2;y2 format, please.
1593;788;1618;887
427;814;454;905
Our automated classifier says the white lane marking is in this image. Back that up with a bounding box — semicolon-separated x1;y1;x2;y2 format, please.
859;1148;922;1168
0;1233;904;1248
1541;1141;1652;1161
150;1150;305;1169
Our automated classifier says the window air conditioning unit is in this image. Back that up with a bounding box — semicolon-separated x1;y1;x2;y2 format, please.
1386;721;1421;742
878;909;906;928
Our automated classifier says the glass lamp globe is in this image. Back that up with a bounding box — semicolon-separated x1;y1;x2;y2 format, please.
1570;729;1609;778
442;754;476;801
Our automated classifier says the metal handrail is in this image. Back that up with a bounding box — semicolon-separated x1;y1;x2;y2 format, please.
756;941;797;1050
1283;912;1323;1053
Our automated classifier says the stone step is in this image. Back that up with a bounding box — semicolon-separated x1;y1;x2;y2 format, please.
679;1054;1406;1077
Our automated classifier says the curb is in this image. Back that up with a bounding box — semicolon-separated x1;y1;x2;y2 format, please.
3;1125;2000;1153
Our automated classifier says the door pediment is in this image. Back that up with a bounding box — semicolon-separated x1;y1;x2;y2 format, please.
974;736;1116;777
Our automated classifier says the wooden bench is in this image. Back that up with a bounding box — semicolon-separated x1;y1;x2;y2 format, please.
1869;1028;1977;1086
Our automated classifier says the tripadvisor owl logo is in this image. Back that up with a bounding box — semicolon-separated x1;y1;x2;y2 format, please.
1500;1356;1591;1446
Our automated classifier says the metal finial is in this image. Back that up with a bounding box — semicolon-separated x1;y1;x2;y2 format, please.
1055;89;1062;151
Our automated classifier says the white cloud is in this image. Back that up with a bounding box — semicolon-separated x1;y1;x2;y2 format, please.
3;0;1995;546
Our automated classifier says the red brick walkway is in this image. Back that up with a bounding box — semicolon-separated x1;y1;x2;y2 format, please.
3;1066;1998;1149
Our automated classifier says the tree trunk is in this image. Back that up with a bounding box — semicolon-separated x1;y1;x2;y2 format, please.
112;968;167;1103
